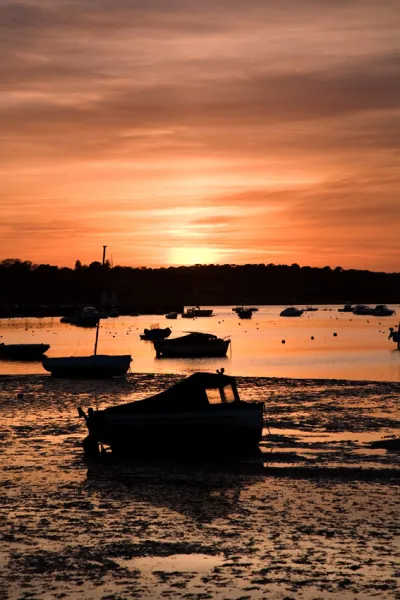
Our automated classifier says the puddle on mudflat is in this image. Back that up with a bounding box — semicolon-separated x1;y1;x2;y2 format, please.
116;553;223;573
267;427;397;444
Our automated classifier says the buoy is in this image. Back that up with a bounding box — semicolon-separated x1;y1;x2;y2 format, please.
311;336;314;340
282;339;285;344
333;332;337;336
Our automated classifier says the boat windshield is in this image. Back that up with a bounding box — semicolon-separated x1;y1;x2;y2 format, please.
206;384;236;405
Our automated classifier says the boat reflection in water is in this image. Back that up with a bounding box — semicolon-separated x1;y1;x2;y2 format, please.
79;371;264;459
85;462;259;523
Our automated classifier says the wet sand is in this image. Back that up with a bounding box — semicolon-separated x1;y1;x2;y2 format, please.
0;373;399;599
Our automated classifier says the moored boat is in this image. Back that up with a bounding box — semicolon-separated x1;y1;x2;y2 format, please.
352;304;374;315
140;326;172;340
165;312;178;320
280;307;304;317
0;343;50;360
338;303;353;312
42;246;132;378
182;306;213;318
42;354;132;378
60;306;100;327
237;308;252;319
372;304;395;317
154;332;230;358
78;370;264;457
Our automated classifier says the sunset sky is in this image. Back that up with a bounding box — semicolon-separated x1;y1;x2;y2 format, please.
1;0;399;271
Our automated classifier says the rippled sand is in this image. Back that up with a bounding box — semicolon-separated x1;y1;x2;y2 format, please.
1;374;399;599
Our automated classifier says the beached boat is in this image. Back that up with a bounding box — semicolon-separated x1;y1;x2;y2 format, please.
182;307;213;318
78;370;264;457
0;343;50;360
280;307;304;317
352;304;374;315
42;246;132;378
372;305;395;317
165;312;178;320
154;332;230;358
140;325;172;340
237;308;253;319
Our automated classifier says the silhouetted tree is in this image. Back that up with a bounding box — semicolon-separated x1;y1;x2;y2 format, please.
0;259;399;313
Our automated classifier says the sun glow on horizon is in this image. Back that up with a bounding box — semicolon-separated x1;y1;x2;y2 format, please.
168;246;223;266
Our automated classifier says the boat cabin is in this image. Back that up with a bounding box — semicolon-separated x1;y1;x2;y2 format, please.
88;371;241;418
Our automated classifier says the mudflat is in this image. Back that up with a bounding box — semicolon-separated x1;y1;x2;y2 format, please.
1;374;399;599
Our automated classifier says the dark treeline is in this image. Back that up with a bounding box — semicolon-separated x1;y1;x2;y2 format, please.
0;259;399;313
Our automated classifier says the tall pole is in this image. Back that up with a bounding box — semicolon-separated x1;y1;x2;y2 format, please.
94;246;107;355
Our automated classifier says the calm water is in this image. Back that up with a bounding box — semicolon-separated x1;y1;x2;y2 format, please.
0;305;399;381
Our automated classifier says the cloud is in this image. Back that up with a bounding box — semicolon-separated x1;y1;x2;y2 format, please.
0;0;399;270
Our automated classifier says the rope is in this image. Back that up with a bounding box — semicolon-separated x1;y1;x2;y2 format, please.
263;404;271;436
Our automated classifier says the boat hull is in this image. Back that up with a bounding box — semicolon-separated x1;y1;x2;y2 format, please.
0;343;50;360
86;403;264;457
42;354;131;378
154;340;230;358
182;309;213;318
140;328;171;341
69;317;99;327
237;311;252;319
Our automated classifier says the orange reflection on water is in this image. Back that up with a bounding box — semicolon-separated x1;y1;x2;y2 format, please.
0;306;399;381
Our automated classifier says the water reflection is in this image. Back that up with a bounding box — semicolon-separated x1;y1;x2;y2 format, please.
1;305;399;380
84;462;256;522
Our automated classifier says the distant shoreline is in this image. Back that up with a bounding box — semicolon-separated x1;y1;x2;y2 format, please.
0;302;398;320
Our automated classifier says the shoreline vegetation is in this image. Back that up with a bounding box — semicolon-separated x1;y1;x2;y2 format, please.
0;259;399;317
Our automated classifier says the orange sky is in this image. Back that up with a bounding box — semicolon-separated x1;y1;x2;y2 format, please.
1;0;399;271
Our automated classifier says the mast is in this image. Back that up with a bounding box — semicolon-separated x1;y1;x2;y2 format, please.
94;246;107;355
